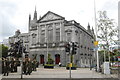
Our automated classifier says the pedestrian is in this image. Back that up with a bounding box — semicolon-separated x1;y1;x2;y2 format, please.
3;58;9;76
27;58;32;75
23;60;27;74
14;61;17;72
36;61;39;68
2;58;4;74
10;58;14;72
32;59;37;71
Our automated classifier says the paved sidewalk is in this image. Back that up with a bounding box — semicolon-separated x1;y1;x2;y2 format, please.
2;66;118;79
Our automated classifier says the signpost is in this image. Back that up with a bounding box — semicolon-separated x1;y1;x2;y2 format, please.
94;41;98;46
94;41;99;71
69;42;72;79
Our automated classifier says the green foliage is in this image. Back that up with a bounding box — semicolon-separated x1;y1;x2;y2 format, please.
97;11;118;63
44;64;54;66
110;49;119;62
0;44;8;58
98;49;119;64
46;53;54;64
97;11;117;50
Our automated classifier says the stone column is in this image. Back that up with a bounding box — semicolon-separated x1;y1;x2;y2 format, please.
53;23;56;42
30;32;32;46
39;26;41;43
37;25;39;43
61;22;65;41
60;23;62;41
45;25;47;42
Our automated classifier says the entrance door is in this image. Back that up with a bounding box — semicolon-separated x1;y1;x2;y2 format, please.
40;55;44;64
55;54;60;64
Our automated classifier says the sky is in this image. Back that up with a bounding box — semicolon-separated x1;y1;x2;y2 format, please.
0;0;119;42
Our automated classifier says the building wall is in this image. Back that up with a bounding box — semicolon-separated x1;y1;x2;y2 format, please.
9;11;96;67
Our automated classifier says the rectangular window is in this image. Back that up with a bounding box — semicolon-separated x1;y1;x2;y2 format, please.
47;24;53;42
48;29;53;42
41;30;45;43
67;33;71;42
32;37;36;44
56;28;60;42
26;36;28;42
32;34;36;45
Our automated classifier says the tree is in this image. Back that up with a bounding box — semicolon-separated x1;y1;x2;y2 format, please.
8;40;27;58
97;11;117;49
47;54;54;64
0;44;8;58
97;11;118;62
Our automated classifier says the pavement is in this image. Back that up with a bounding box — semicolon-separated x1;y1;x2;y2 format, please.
1;66;118;79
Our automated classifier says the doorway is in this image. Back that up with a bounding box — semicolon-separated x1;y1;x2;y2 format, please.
55;54;60;64
40;55;44;64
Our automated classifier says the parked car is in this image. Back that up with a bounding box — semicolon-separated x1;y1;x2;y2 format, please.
112;62;120;67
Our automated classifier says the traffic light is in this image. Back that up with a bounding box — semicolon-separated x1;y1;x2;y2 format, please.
72;42;77;54
65;43;70;52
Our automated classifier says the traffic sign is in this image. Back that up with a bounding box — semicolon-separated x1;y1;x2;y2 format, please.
93;47;99;51
118;56;120;61
115;41;120;45
94;41;98;46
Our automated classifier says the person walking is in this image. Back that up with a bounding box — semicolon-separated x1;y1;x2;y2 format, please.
3;58;9;76
27;58;32;75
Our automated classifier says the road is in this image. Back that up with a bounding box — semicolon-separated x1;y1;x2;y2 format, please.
2;66;118;79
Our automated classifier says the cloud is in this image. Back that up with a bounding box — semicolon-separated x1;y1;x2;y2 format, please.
0;0;118;42
0;0;18;41
99;0;118;24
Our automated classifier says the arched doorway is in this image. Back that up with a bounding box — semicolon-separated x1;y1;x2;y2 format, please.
55;54;60;64
40;55;44;64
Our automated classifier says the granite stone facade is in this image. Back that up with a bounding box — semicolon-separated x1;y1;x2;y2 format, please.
9;8;96;67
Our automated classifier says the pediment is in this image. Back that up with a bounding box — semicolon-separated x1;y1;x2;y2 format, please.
38;11;64;22
65;29;72;32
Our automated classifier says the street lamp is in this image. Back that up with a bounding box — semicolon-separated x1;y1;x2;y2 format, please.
45;37;48;62
19;39;23;79
94;0;99;72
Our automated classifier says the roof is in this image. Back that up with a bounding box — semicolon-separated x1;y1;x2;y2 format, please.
37;11;65;23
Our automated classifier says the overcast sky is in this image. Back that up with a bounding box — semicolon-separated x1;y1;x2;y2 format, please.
0;0;119;42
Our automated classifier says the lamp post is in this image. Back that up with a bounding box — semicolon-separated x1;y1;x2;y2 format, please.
89;51;92;70
118;49;120;80
69;42;72;79
90;48;94;70
94;0;99;72
46;37;48;62
19;39;23;79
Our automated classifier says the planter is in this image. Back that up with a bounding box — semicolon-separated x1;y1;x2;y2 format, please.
66;67;77;70
44;64;54;69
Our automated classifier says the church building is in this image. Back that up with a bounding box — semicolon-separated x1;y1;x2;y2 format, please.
9;8;96;67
